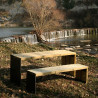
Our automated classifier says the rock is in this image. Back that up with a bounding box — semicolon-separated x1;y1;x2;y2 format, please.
60;44;67;47
89;50;97;55
76;47;83;50
65;47;74;51
94;44;98;46
75;45;80;48
70;46;75;48
80;40;91;43
94;48;98;51
85;44;90;47
84;49;91;52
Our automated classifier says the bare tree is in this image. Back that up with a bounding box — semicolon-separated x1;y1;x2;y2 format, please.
23;0;64;42
83;0;94;10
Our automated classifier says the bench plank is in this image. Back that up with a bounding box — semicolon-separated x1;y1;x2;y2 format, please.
26;64;88;93
28;64;88;77
12;50;76;60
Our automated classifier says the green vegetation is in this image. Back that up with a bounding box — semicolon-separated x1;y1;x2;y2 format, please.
62;0;75;9
0;42;98;98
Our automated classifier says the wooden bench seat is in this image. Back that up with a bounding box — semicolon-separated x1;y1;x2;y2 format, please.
26;64;88;93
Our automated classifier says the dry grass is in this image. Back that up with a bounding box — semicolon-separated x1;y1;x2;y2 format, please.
0;42;98;98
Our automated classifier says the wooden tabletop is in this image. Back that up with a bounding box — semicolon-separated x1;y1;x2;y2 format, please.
12;50;76;60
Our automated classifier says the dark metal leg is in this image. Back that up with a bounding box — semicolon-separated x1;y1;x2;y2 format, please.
61;55;76;77
10;55;21;86
26;71;36;94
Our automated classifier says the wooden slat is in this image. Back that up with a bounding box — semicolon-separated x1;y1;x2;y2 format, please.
28;64;88;76
12;50;76;60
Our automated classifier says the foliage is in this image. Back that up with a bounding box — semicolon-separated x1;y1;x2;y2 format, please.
71;10;96;28
62;0;75;10
23;0;64;42
8;0;21;5
83;0;97;6
8;0;14;5
95;0;98;5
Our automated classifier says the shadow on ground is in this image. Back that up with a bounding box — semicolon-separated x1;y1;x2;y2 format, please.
0;64;79;98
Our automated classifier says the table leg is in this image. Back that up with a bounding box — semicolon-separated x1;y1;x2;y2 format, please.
61;55;76;77
26;71;36;94
10;55;21;86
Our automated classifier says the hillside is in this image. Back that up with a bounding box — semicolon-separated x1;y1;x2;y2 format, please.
0;0;98;28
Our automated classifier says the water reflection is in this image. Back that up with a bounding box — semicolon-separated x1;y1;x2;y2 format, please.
49;34;98;56
0;27;33;38
50;34;98;46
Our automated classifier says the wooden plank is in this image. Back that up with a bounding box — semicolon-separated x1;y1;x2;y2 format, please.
28;64;88;77
68;55;76;77
26;71;36;93
61;55;76;64
12;50;76;60
61;56;69;65
26;64;88;93
10;55;21;86
61;55;76;77
76;68;88;84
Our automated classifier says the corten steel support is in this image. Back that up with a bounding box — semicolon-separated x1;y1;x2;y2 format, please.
26;71;36;94
61;55;76;77
76;69;88;84
10;55;21;86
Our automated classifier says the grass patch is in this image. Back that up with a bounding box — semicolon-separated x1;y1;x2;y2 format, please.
0;42;98;98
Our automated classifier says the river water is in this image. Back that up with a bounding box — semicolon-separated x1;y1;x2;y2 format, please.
0;27;33;38
49;33;98;56
50;33;98;46
0;27;98;55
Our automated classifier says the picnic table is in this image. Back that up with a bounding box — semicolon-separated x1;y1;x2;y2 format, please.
10;50;76;85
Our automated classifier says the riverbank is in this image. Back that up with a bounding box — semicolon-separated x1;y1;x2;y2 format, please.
0;42;98;98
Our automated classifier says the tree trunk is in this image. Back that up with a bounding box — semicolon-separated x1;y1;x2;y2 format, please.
36;32;47;43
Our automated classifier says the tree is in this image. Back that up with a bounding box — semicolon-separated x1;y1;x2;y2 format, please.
23;0;64;42
62;0;75;10
8;0;21;5
95;0;98;5
83;0;95;10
